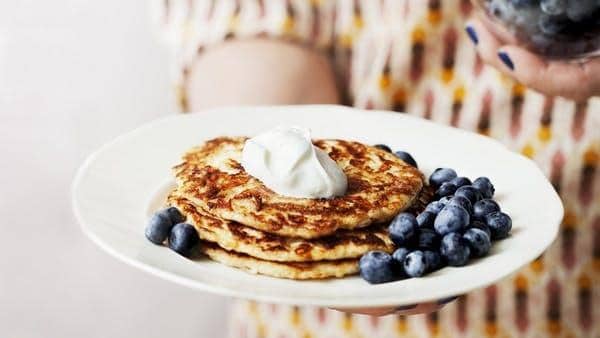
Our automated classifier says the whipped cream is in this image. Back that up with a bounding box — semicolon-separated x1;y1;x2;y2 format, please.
241;126;348;199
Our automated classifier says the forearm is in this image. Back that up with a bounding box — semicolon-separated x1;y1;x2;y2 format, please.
186;39;340;111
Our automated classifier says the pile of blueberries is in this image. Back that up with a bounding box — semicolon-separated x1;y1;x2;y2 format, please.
482;0;600;57
360;145;512;284
145;207;199;257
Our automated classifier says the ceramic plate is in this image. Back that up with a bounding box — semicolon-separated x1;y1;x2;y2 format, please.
72;105;562;308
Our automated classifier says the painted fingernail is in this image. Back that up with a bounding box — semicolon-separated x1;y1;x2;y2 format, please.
498;51;514;70
437;296;459;305
395;304;418;311
465;26;478;45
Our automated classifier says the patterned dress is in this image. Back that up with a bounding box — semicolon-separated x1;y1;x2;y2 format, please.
157;1;599;337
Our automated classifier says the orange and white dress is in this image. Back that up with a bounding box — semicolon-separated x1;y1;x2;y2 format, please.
157;1;599;337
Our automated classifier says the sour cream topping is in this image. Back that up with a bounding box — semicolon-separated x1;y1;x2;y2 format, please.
241;126;348;199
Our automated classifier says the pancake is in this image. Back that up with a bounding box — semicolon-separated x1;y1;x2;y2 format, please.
174;137;423;239
169;192;395;262
405;184;435;215
197;241;359;279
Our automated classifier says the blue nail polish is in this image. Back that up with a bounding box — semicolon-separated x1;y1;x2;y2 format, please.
465;26;478;45
498;51;514;70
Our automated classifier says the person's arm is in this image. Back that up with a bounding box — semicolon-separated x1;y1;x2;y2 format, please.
186;39;340;111
465;19;600;102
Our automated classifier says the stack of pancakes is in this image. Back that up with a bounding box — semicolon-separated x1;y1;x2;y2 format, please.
168;137;425;279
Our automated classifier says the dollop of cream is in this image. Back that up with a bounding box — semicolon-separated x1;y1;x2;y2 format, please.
241;126;348;199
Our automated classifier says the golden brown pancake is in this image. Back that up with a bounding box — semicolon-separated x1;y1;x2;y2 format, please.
405;184;435;215
197;241;359;280
169;192;395;262
174;137;423;239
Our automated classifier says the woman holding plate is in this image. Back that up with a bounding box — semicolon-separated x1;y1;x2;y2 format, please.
156;0;598;337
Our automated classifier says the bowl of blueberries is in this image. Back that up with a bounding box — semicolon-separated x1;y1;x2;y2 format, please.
473;0;600;59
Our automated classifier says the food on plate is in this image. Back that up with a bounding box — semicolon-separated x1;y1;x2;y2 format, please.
144;126;512;281
172;135;423;239
167;193;395;262
199;241;360;280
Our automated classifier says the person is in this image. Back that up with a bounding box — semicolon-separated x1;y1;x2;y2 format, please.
156;1;599;337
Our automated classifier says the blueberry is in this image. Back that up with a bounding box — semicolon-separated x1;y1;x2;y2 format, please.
447;195;473;215
425;201;446;215
359;251;396;284
403;250;427;277
455;185;482;204
511;0;537;7
429;168;458;188
416;228;441;250
472;177;495;199
438;195;453;205
394;150;418;168
450;176;472;188
435;182;457;199
374;144;392;153
538;15;567;36
434;205;470;236
392;247;410;264
388;213;418;246
473;199;501;221
392;247;410;275
470;220;492;239
541;0;567;15
440;232;471;266
423;250;443;271
163;206;186;224
488;1;513;20
168;223;199;257
566;0;596;21
417;211;436;228
145;212;173;244
463;228;492;257
485;212;513;240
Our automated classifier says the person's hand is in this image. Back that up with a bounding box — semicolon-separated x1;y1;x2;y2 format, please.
331;296;459;316
465;18;600;102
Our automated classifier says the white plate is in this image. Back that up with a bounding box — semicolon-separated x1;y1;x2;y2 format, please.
72;105;563;308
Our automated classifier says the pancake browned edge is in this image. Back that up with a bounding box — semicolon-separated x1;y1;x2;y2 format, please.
198;241;359;280
405;184;435;215
174;137;424;239
169;193;395;262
